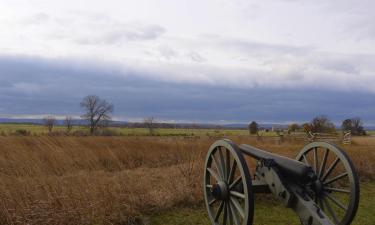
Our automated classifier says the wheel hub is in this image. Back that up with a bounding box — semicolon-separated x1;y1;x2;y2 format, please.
313;179;324;196
212;181;229;201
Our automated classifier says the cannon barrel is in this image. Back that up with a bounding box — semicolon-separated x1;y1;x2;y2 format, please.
239;144;316;183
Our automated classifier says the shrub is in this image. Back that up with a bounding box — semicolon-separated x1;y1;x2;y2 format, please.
13;129;30;136
96;129;121;136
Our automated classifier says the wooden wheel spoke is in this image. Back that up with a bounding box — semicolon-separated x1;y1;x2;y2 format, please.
209;199;217;206
322;157;340;182
214;201;224;222
302;154;310;166
230;191;245;199
211;154;224;180
223;202;228;225
324;192;348;211
323;197;340;224
207;168;221;182
229;201;241;225
325;187;351;194
225;148;231;181
318;149;329;179
218;147;226;181
228;160;237;184
324;172;348;185
230;197;245;218
229;176;242;190
211;154;225;180
314;147;319;173
227;200;233;225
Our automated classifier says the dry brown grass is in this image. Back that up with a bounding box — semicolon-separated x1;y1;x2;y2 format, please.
0;136;374;225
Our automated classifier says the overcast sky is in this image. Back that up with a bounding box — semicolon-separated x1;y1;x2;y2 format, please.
1;0;375;124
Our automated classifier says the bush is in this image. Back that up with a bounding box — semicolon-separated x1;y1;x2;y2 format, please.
13;129;30;136
96;129;121;136
71;130;89;137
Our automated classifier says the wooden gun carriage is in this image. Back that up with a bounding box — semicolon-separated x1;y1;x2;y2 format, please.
203;139;359;225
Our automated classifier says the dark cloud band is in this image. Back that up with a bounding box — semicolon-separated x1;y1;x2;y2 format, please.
0;54;375;124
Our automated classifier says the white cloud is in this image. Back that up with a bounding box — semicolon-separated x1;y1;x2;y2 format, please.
0;0;374;93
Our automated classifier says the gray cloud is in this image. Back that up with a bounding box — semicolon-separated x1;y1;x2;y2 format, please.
20;12;166;44
1;54;375;124
157;45;179;60
76;24;166;45
221;38;312;57
188;51;206;63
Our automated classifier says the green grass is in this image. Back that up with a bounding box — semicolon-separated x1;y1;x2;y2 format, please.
1;123;374;137
149;182;375;225
0;123;279;137
0;123;86;135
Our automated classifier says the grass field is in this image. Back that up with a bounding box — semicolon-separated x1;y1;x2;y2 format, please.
0;134;374;224
1;123;373;137
0;123;251;136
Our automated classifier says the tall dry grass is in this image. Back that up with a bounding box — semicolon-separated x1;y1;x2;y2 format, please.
0;136;374;224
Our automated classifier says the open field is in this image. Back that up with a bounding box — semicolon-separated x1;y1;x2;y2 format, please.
0;135;374;224
0;123;251;136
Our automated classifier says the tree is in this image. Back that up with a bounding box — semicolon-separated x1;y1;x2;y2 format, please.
310;115;336;133
342;117;366;135
80;95;114;134
64;116;73;133
248;121;259;134
144;117;155;135
352;117;366;135
43;116;56;132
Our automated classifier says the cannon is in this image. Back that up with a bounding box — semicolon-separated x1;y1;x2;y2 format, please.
203;139;359;225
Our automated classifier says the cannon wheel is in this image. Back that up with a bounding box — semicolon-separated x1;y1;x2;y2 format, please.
296;142;359;225
204;139;254;225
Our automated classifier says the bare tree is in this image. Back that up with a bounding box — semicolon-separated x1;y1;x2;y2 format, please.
43;116;56;133
80;95;114;134
342;117;366;135
144;117;155;135
64;116;73;133
310;115;336;133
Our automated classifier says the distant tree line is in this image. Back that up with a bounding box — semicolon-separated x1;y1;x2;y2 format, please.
35;95;369;137
248;115;367;136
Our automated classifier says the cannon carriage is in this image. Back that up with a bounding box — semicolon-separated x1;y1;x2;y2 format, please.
203;139;359;225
